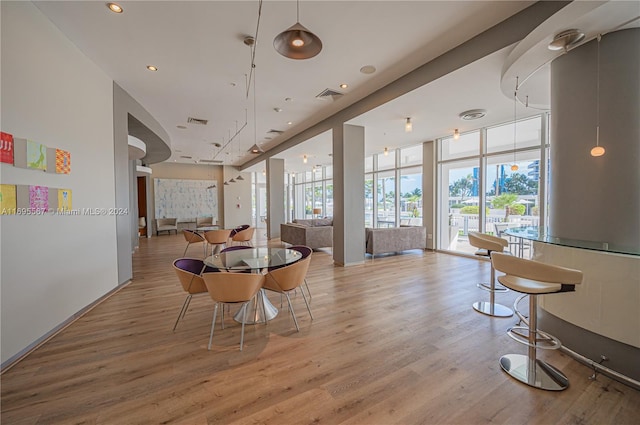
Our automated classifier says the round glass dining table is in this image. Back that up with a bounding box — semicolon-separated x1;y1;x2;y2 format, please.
203;247;302;324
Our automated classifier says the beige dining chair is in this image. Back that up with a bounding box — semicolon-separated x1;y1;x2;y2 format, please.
231;227;255;247
204;229;231;256
182;229;206;257
262;255;313;331
202;271;265;351
172;258;216;331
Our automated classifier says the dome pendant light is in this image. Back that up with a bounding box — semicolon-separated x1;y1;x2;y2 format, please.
274;0;322;60
591;35;606;157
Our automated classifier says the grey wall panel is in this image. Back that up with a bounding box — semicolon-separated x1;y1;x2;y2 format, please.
550;29;639;250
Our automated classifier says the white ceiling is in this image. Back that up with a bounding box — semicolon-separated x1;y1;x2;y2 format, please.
32;1;638;174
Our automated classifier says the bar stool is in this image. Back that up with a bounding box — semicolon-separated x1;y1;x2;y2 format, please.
468;232;513;317
491;252;583;391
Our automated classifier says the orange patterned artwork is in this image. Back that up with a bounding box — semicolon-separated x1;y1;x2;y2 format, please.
56;149;71;174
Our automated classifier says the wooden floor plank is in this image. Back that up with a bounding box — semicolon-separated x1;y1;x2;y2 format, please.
2;232;639;424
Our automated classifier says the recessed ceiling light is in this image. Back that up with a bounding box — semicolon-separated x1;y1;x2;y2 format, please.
211;142;222;148
147;65;158;72
287;121;293;125
230;82;237;87
274;107;283;113
360;65;376;74
176;125;187;129
339;83;348;89
285;97;293;102
106;3;123;13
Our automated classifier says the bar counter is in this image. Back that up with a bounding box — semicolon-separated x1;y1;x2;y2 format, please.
505;227;639;384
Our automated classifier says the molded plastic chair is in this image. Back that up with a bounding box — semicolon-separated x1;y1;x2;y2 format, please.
289;245;313;299
262;255;313;331
172;258;217;331
491;252;583;391
182;229;206;257
204;229;231;256
202;272;265;351
229;224;250;238
468;231;513;317
231;227;255;246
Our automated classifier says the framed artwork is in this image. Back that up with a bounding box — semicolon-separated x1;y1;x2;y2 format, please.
56;149;71;174
27;140;47;171
0;184;17;215
29;185;49;211
58;189;72;211
1;132;14;165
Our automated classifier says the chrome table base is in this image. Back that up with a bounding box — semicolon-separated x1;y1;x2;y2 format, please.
234;289;278;324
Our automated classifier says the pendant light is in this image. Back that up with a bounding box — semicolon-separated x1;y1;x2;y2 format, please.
511;77;519;171
236;175;245;181
591;35;606;157
384;147;389;156
405;117;412;133
274;0;322;60
453;129;460;140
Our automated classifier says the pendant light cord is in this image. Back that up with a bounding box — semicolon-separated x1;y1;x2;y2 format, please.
297;0;300;22
513;76;519;165
596;34;601;147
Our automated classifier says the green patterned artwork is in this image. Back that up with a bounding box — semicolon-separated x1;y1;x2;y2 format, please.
27;140;47;171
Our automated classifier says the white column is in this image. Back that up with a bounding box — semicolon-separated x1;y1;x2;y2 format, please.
266;158;285;239
333;125;365;266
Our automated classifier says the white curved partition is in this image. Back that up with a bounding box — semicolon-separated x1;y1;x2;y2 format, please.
136;165;152;176
128;135;146;160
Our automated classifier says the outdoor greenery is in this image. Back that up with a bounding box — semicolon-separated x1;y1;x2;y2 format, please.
449;174;475;200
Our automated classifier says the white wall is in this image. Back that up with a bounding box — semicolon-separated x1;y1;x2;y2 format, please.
0;3;118;364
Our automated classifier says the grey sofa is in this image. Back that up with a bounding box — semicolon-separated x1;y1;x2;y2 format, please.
280;219;333;250
365;226;427;257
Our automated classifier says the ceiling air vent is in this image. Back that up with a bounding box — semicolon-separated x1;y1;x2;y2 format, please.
459;109;487;120
199;159;223;164
187;117;208;125
316;88;344;101
179;155;193;159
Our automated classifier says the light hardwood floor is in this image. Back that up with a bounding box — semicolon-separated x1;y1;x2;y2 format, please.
2;232;639;424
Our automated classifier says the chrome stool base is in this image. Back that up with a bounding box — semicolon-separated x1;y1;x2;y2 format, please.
476;282;508;293
473;301;513;317
499;354;569;391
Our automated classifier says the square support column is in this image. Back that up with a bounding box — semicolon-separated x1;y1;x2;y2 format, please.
266;158;285;239
333;124;365;266
422;140;436;250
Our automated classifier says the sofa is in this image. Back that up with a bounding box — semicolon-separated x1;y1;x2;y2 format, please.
365;226;427;257
280;218;333;250
156;218;178;236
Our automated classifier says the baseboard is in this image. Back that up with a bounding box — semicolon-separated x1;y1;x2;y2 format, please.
0;280;131;374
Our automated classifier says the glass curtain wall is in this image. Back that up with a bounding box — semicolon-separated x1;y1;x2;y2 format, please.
437;114;549;255
292;166;333;220
365;144;423;228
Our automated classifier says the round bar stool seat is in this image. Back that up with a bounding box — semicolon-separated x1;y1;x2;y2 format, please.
491;252;583;391
468;232;513;317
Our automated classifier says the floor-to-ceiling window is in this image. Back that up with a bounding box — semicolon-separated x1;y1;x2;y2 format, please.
437;114;549;255
292;165;333;220
364;144;423;228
